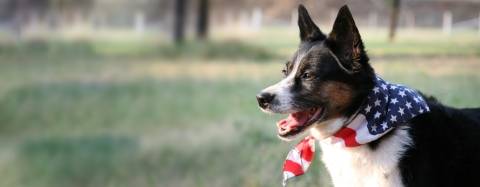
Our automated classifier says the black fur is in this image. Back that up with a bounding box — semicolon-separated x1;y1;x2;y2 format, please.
398;99;480;187
298;5;326;42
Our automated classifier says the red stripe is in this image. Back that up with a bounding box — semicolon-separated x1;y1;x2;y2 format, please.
333;127;361;147
295;139;314;161
283;160;305;176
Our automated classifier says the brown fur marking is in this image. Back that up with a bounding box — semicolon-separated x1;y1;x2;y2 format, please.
321;81;354;117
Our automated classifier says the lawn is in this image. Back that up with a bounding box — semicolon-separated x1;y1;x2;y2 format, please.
0;28;479;187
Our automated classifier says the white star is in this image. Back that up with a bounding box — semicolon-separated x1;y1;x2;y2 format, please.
406;102;412;109
374;111;381;119
390;85;398;90
419;108;424;113
416;96;423;103
384;95;389;102
381;83;388;90
413;97;420;103
391;98;399;104
381;122;388;130
365;105;372;113
398;107;405;116
399;90;406;97
374;99;381;106
373;87;380;94
371;125;377;132
390;115;397;122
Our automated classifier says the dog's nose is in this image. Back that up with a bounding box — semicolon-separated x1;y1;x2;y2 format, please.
256;92;275;109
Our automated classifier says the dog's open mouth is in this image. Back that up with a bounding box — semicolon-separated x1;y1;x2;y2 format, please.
276;107;324;138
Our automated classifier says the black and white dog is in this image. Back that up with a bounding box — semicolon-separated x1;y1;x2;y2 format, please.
256;5;480;187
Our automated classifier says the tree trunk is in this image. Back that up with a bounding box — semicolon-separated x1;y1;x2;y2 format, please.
388;0;400;42
174;0;187;44
13;0;28;41
196;0;209;40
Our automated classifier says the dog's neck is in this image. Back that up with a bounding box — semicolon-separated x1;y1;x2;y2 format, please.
309;117;347;140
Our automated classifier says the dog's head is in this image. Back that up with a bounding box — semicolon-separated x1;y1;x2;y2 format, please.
256;5;375;140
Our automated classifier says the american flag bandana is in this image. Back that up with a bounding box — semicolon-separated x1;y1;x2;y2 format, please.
282;75;430;186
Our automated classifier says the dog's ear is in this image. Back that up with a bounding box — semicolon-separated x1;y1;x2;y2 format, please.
298;4;326;42
327;5;366;72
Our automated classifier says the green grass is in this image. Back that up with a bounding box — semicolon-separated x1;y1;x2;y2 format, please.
17;135;138;187
1;28;479;63
0;28;479;187
0;39;277;62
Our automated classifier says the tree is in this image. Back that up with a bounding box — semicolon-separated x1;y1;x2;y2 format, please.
13;0;28;40
388;0;400;42
174;0;187;44
196;0;209;40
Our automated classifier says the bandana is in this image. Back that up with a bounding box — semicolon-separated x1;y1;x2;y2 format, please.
282;75;430;186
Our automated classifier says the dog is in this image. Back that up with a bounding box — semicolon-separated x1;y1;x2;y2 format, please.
256;4;480;187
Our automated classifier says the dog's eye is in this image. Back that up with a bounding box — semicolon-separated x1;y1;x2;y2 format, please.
301;73;313;80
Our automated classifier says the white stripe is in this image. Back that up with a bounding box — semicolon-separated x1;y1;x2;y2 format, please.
282;171;295;186
322;115;366;147
356;127;394;144
286;148;312;171
300;158;311;171
286;148;302;163
345;114;395;144
346;114;367;129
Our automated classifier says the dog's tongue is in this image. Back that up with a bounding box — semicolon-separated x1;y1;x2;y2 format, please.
277;111;310;130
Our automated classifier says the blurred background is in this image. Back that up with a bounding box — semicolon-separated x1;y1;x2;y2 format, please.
0;0;479;186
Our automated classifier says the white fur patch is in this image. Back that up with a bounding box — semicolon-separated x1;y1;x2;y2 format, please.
260;52;306;113
311;119;411;187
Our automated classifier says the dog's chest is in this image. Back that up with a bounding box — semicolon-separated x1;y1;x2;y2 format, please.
319;128;410;187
